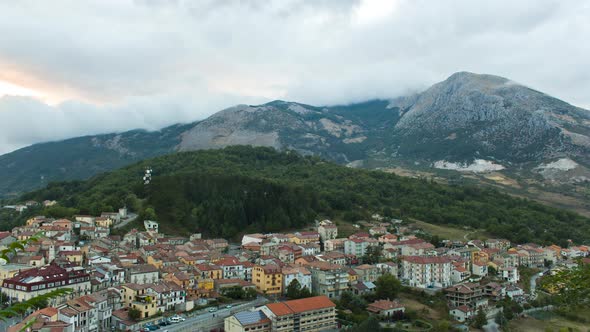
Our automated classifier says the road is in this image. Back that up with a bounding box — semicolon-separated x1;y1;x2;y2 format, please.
162;296;269;332
113;212;138;229
529;269;548;300
483;307;502;332
464;230;476;241
483;318;499;332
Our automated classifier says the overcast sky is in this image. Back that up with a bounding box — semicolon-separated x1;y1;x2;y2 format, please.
0;0;589;155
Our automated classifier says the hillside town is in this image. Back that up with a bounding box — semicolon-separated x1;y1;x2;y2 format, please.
0;204;588;332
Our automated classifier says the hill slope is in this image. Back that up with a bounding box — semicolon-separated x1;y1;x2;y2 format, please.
2;72;589;208
20;146;590;245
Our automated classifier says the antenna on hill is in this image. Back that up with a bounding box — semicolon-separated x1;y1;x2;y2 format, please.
143;167;153;185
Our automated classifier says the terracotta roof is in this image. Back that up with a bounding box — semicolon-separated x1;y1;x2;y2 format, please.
265;296;335;316
367;299;404;312
454;305;472;313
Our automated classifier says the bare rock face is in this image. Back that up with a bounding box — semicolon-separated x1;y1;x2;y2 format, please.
177;101;371;163
178;105;282;151
390;72;590;165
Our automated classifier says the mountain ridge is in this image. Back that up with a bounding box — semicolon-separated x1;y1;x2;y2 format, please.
1;71;589;207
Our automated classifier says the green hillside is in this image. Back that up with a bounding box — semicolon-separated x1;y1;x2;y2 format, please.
20;146;590;245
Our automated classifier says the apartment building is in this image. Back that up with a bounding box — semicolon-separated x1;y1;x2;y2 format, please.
253;264;283;296
2;264;91;303
445;282;488;309
260;295;337;332
344;238;377;257
308;261;349;299
400;256;452;288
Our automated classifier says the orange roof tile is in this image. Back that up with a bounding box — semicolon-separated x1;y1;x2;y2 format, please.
266;296;335;316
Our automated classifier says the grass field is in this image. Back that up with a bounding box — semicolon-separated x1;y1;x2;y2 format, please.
410;220;489;241
398;295;443;320
508;316;589;332
508;307;590;332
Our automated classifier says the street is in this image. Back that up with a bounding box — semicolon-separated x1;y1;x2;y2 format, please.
162;296;269;332
113;213;138;229
529;269;548;300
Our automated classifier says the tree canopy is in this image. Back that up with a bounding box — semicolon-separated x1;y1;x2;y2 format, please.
16;146;590;244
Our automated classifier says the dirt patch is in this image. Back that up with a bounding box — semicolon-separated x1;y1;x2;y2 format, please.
482;173;521;188
410;220;490;241
399;295;443;320
509;315;589;332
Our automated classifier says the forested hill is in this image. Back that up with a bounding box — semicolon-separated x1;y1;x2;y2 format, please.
20;146;590;245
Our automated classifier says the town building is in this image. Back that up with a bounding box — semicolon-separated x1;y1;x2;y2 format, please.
2;264;91;303
225;310;271;332
259;295;337;332
308;261;349;299
400;256;452;288
253;264;283;296
366;299;405;319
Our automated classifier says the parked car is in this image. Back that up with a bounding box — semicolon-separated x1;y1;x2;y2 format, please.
226;304;233;309
171;315;185;322
208;307;218;312
145;324;159;331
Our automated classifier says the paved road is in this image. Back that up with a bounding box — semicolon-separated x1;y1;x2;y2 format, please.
483;318;500;332
163;297;269;332
464;230;476;241
113;213;138;229
529;269;548;300
523;305;554;315
482;307;502;332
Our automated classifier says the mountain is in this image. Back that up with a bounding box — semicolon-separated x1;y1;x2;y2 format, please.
18;146;590;245
1;72;589;210
0;123;193;198
389;72;590;168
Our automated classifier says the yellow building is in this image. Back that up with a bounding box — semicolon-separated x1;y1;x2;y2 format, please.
288;232;320;245
147;255;164;269
95;217;114;228
253;264;283;296
472;251;489;264
61;250;84;264
196;264;223;280
196;278;214;290
0;263;34;285
121;284;158;319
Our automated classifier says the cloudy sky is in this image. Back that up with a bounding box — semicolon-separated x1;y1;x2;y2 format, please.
0;0;589;155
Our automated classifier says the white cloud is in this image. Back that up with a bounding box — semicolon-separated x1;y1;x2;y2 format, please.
0;0;589;154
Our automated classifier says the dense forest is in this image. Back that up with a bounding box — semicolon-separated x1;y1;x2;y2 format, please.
15;146;590;245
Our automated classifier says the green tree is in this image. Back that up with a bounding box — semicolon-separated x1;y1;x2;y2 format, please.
286;279;313;300
473;308;487;328
143;207;157;221
245;288;257;300
543;263;590;307
348;316;381;332
432;320;451;332
299;286;312;298
375;273;402;300
128;308;141;321
362;245;383;264
286;279;302;299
